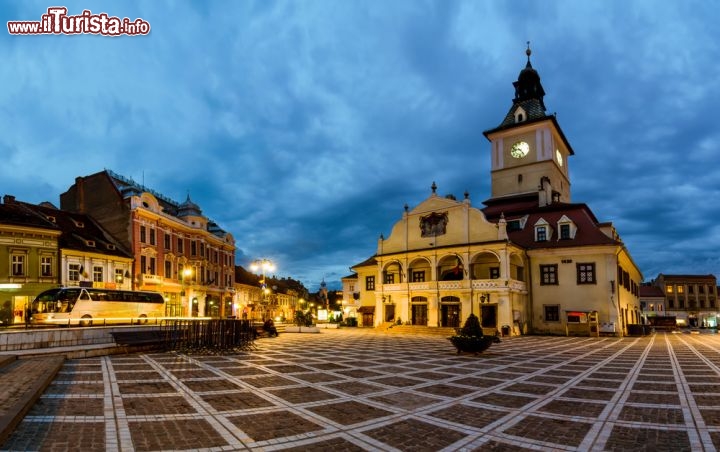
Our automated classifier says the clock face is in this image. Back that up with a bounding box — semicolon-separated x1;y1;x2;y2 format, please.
556;149;563;166
510;141;530;158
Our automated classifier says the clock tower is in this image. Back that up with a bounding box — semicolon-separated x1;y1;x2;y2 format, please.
483;44;574;207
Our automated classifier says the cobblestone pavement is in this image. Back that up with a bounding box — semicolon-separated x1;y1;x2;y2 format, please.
2;330;720;451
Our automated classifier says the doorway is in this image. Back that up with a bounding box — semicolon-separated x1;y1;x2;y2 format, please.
385;304;395;322
441;304;460;328
481;304;497;330
411;304;428;326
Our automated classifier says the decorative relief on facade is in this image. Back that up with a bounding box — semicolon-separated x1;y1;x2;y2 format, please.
420;212;448;237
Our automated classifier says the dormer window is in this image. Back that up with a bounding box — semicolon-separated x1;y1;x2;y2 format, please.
536;226;547;241
46;215;56;223
534;218;552;242
107;244;116;250
557;215;577;240
72;219;85;228
85;240;96;247
514;106;527;123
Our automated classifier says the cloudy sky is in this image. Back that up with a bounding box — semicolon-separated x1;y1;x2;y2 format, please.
2;1;718;291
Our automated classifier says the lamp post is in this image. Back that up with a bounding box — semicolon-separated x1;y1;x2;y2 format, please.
250;259;275;320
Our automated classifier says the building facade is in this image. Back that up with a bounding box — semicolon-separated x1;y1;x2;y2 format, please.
651;274;718;327
350;48;642;336
60;170;236;318
18;201;134;291
0;195;61;325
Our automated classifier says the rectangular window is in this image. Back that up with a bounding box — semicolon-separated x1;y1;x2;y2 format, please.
544;305;560;322
700;285;705;294
149;257;156;275
366;276;375;291
540;264;558;285
41;256;53;277
177;238;184;254
679;299;685;309
490;267;500;279
536;226;547;241
560;224;571;239
115;268;124;284
69;263;81;282
164;233;171;250
191;241;197;256
140;225;147;243
668;299;675;309
710;299;716;309
666;285;673;293
92;266;103;282
149;228;156;246
165;261;172;278
688;285;694;294
677;285;684;294
11;254;26;276
384;273;395;284
577;263;596;284
140;256;146;273
411;271;426;282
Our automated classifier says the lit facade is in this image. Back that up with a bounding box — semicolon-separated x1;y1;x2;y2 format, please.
350;48;642;336
60;170;236;318
0;195;61;325
652;274;718;327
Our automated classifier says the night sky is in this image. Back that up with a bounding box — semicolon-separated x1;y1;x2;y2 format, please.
2;1;718;291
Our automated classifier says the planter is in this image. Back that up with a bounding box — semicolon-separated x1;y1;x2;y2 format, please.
284;326;320;333
449;335;494;354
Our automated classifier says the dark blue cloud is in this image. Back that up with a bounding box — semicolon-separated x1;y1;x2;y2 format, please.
1;0;718;290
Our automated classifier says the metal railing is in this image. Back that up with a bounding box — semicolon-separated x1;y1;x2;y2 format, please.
158;319;256;354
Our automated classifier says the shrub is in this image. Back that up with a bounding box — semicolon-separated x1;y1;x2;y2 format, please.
459;313;483;337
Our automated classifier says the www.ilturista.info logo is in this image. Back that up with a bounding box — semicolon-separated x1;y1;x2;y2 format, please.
7;7;151;36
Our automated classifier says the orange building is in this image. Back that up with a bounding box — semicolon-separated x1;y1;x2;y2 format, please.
60;170;236;318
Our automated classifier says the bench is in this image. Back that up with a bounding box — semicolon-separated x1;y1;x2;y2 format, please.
111;330;166;347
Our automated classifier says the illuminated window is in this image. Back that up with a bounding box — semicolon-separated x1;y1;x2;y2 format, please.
115;269;124;284
677;285;684;294
666;285;673;294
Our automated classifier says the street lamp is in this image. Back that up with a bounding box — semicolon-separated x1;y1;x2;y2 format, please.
250;259;276;320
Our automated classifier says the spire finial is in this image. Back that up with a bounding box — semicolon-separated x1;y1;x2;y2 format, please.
431;181;437;194
526;41;531;61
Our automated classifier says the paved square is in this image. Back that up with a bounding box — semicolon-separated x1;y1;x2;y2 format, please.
3;329;720;451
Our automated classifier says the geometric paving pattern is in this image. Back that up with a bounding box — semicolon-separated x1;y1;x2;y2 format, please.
3;330;720;451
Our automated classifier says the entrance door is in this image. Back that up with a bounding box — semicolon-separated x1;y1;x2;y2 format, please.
385;304;395;322
481;304;497;331
411;304;428;325
441;304;460;328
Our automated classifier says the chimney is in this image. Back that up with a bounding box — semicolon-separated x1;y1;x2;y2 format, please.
2;195;15;204
75;176;85;213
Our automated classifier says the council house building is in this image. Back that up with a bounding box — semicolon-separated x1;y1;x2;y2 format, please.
350;48;642;337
